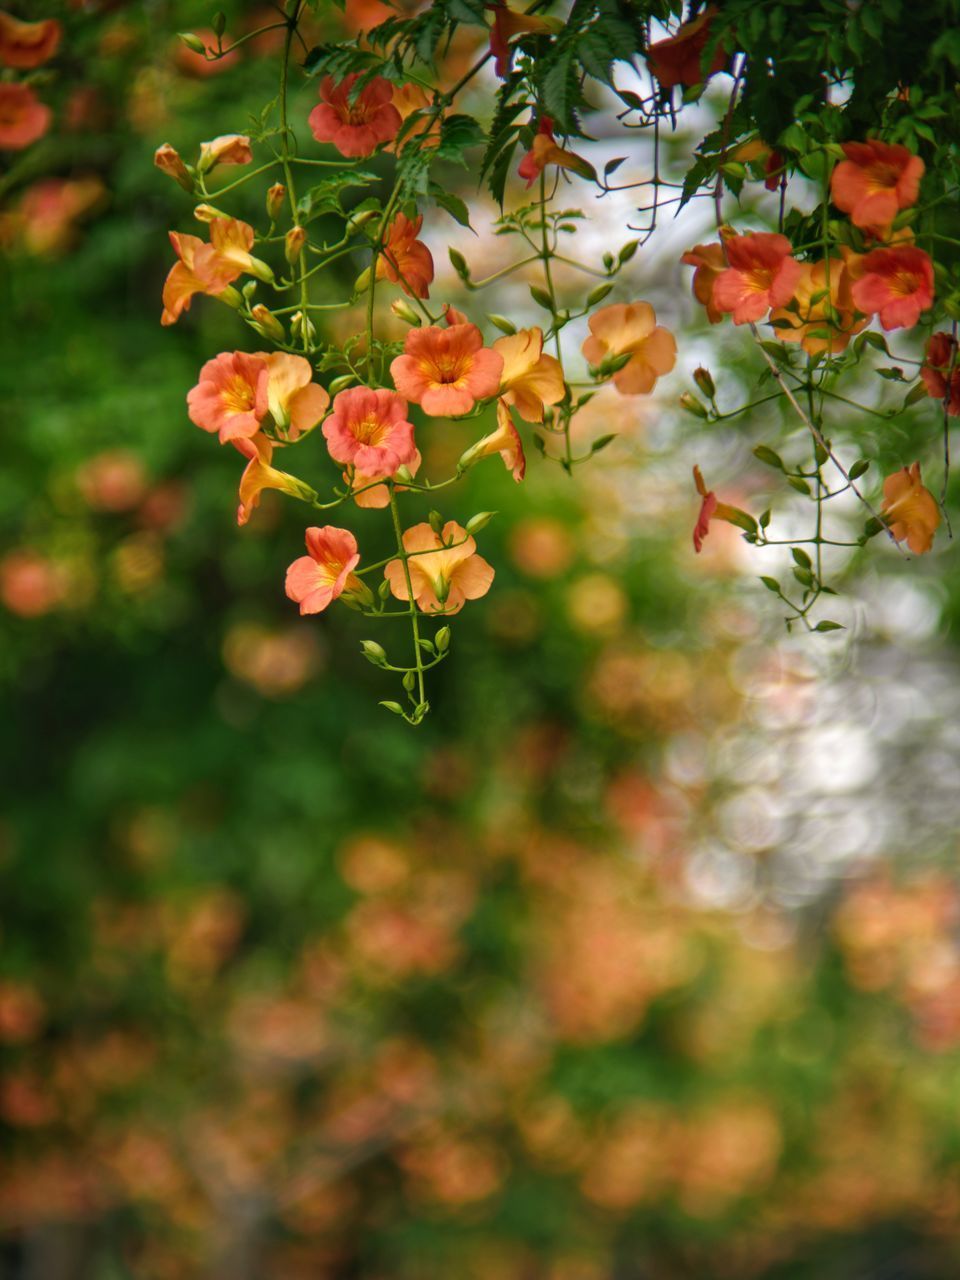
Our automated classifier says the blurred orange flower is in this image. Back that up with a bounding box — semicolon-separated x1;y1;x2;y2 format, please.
881;462;940;554
0;11;61;68
712;232;802;324
0;82;51;149
376;211;434;299
198;133;253;171
850;245;934;330
308;73;401;157
830;139;924;234
646;7;726;88
517;115;594;187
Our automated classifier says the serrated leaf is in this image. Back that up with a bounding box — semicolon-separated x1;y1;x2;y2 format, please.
432;188;473;229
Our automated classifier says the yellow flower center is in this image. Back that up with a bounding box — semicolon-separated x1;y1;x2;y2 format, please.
352;412;389;445
221;375;256;416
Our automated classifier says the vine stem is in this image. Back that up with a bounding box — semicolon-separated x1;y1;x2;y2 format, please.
279;1;311;350
388;484;426;716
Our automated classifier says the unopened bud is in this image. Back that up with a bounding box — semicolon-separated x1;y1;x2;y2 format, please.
435;626;451;652
154;144;194;192
679;392;709;418
290;310;317;346
586;282;614;307
354;266;372;294
360;640;387;665
346;208;379;235
177;31;207;54
285;225;307;264
390;298;421;325
216;286;243;311
266;183;286;220
241;280;258;301
250;304;285;343
193;202;229;223
693;366;716;399
465;511;496;535
448;247;469;279
394;464;414;483
328;374;355;395
487;313;516;335
247;257;276;284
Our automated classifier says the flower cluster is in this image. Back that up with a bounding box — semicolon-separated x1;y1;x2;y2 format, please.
0;10;60;152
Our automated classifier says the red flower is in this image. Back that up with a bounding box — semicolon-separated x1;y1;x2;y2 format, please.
0;12;61;68
0;83;51;150
712;232;803;325
487;2;558;79
850;245;934;330
517;116;594;187
920;332;960;415
308;73;401;158
764;149;786;191
830;139;924;234
692;466;750;553
646;7;726;89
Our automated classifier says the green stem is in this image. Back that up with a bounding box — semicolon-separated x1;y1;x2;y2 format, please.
388;485;426;714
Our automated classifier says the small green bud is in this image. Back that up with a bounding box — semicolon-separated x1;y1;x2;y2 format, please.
328;374;355;395
586;282;614;307
435;626;451;652
465;511;496;534
487;314;517;335
177;31;207;54
679;392;708;419
402;671;417;692
693;366;716;399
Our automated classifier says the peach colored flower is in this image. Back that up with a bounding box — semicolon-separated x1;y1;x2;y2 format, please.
920;332;960;415
830;139;924;234
235;434;315;527
459;399;526;482
769;258;866;356
389;83;441;150
850;245;934;330
15;176;104;256
161;217;259;326
442;303;468;327
517;115;594;187
322;386;416;480
262;352;330;440
581;301;676;395
681;242;726;324
493;326;565;422
376;211;434;299
391;323;503;416
0;549;65;617
0;11;61;68
286;526;364;614
347;450;423;509
881;462;940;554
384;522;494;614
712;232;803;324
0;83;51;150
646;7;726;88
308;73;401;158
198;133;253;171
188;352;269;442
76;451;147;512
154;143;193;190
487;1;560;78
187;351;327;442
692;465;748;553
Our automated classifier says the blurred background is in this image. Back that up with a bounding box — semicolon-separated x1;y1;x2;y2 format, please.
3;3;960;1277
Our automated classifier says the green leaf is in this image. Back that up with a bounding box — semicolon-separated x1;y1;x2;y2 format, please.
760;576;781;593
791;547;812;569
848;458;870;479
432;188;473;230
754;445;784;470
590;433;617;454
814;620;845;632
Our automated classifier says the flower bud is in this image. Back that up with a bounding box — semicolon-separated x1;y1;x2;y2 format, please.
679;392;709;419
693;366;716;399
290;311;317;346
244;256;274;284
193;203;229;223
435;626;451;652
394;464;414;483
250;304;285;343
266;184;286;220
465;511;496;534
328;374;355;395
216;286;243;311
354;266;372;294
390;298;421;326
345;208;379;235
177;31;207;54
154;144;194;192
360;640;387;665
285;225;307;264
